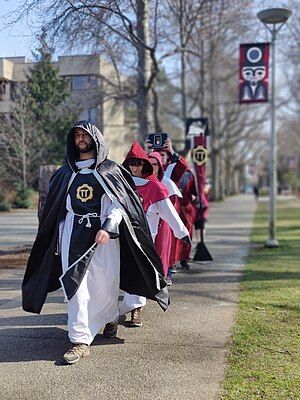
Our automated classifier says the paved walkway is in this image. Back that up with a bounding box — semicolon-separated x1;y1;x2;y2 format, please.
0;209;38;250
0;194;256;400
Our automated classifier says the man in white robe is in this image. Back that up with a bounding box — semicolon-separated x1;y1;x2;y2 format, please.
22;121;169;365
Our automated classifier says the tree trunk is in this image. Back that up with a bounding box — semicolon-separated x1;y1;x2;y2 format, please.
136;0;151;140
211;149;219;201
20;96;27;189
38;165;59;220
179;0;187;131
152;86;162;132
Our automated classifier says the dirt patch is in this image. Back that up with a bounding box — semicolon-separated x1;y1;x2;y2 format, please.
0;245;31;268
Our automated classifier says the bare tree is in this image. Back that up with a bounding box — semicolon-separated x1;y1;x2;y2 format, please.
273;0;300;186
7;0;298;200
156;0;270;199
187;1;272;199
0;86;43;187
136;0;152;135
8;0;163;140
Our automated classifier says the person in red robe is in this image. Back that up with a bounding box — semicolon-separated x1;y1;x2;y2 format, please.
194;178;212;242
120;142;189;325
145;137;188;184
175;169;198;270
145;136;188;275
148;152;185;284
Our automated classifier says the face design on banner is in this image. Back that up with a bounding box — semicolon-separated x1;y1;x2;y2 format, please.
242;66;266;85
240;45;269;103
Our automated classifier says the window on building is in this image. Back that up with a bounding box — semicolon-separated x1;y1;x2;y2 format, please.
80;108;97;125
71;75;98;90
89;75;98;87
89;108;97;125
10;82;18;101
0;81;6;100
81;109;89;121
72;75;89;90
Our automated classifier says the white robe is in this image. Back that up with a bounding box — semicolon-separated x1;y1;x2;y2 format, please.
61;164;122;345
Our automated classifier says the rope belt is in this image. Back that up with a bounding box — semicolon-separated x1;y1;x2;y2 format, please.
74;212;100;228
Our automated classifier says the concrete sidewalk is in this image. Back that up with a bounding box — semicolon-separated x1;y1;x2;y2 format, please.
0;194;256;400
0;209;38;250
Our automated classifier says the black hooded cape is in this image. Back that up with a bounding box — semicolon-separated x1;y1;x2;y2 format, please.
22;121;169;314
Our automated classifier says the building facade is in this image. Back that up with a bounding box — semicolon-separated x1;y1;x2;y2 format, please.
0;54;130;162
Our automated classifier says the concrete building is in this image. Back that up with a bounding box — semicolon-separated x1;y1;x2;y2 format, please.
0;54;132;162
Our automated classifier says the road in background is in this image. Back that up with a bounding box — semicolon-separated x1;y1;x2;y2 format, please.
0;209;38;250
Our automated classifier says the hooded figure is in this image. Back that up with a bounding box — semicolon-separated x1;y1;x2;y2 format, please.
148;152;184;279
120;142;189;322
175;168;198;270
148;151;182;197
22;121;169;358
123;141;168;216
151;141;189;273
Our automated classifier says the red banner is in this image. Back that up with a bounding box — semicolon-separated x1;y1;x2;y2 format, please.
186;118;208;204
186;119;213;261
191;135;207;203
239;43;270;103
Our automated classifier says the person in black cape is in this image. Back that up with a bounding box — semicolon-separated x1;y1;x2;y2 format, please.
22;120;169;364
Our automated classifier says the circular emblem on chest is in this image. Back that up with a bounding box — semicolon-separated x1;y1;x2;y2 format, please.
76;184;94;202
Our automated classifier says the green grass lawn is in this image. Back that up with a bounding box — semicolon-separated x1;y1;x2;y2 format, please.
221;199;300;400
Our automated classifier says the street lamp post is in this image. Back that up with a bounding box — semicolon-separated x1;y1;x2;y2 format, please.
257;8;292;247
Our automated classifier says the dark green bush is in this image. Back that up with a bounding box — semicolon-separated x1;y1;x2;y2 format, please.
13;183;34;209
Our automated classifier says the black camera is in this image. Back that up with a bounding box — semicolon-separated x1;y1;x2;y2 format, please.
148;133;168;149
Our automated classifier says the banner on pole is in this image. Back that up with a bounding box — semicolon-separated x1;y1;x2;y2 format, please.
186;118;213;261
186;119;208;204
239;43;270;103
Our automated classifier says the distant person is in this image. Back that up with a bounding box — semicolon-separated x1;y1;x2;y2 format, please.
194;178;212;242
253;184;259;200
22;121;169;365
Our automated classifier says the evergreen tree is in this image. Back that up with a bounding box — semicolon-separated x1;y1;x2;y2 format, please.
27;29;77;164
0;30;77;195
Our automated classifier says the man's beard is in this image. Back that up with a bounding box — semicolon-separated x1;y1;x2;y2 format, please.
76;142;95;153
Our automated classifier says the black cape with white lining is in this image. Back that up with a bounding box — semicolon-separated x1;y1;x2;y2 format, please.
22;120;169;314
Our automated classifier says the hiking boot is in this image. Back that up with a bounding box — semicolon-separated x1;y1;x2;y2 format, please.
180;260;191;270
62;343;90;365
103;317;118;338
130;307;143;327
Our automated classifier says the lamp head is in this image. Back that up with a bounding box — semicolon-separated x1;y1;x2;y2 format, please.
257;8;292;25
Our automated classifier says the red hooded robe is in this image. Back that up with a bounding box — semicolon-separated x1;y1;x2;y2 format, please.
159;150;188;266
148;152;173;277
123;141;168;213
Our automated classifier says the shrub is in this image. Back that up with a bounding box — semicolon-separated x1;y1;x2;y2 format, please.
13;183;34;209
